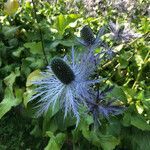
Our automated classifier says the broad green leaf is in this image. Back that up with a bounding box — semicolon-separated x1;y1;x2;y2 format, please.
46;131;54;138
79;116;120;150
79;115;93;140
131;114;150;131
43;117;58;133
13;47;24;57
119;51;133;69
109;85;127;103
50;40;61;49
106;118;121;137
30;124;43;137
24;69;42;107
0;87;23;119
42;103;60;134
46;110;76;132
98;134;120;150
56;14;67;36
60;40;74;47
123;111;150;131
24;42;43;54
72;129;81;143
8;38;18;47
53;14;79;37
4;67;20;87
2;26;20;38
50;40;74;49
45;133;66;150
26;69;42;87
23;87;34;107
121;126;150;150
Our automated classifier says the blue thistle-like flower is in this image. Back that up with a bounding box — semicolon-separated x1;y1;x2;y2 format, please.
109;21;142;43
30;47;99;125
77;25;115;60
77;25;106;50
87;86;125;126
80;25;96;46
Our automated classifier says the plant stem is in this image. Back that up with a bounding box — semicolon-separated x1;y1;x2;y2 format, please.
132;50;150;89
31;0;48;65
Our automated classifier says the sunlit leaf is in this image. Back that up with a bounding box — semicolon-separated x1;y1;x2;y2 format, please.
26;69;42;87
4;0;19;15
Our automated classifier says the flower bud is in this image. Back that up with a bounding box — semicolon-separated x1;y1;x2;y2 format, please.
51;57;75;84
80;25;95;46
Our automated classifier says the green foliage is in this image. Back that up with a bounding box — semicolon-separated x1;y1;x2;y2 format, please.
24;42;43;54
0;0;149;149
45;132;66;150
0;68;22;119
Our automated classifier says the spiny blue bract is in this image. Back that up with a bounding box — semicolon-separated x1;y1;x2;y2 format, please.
30;47;100;126
109;21;142;42
87;87;125;126
51;57;75;84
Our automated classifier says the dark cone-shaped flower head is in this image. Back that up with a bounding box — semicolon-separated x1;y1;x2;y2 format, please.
80;25;96;46
51;57;75;84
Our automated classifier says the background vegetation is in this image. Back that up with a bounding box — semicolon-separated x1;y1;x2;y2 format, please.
0;0;150;149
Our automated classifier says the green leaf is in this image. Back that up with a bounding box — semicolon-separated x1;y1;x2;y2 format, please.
8;38;18;47
123;111;150;131
4;67;20;87
55;14;67;36
0;67;22;119
98;134;120;150
30;124;43;137
53;14;79;37
24;69;42;107
109;85;127;103
45;133;66;150
0;87;23;119
2;26;20;39
121;126;150;150
42;103;60;133
79;115;120;149
26;69;42;87
131;114;150;131
79;115;93;140
50;40;61;49
119;51;133;69
13;47;24;57
24;42;43;54
60;40;74;47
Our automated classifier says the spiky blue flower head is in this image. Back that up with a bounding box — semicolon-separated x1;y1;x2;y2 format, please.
80;25;96;46
87;86;125;126
109;21;142;43
77;25;106;50
77;25;116;63
30;47;99;126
